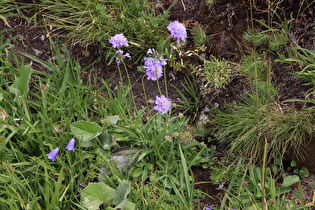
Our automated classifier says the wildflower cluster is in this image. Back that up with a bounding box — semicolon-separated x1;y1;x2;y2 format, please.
144;49;167;81
109;33;130;65
108;20;187;115
115;50;131;65
46;138;75;162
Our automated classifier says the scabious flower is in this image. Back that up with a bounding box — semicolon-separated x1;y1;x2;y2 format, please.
109;33;129;48
154;95;171;115
115;50;131;65
143;49;167;81
46;148;59;162
144;57;163;80
65;138;75;152
167;21;187;42
205;206;214;210
147;48;153;55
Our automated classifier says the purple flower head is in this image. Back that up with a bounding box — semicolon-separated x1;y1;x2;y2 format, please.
160;58;167;66
205;206;214;210
46;148;59;162
115;50;131;65
154;95;171;115
145;65;163;80
109;33;129;48
167;21;187;42
116;50;123;54
144;56;167;81
65;138;75;152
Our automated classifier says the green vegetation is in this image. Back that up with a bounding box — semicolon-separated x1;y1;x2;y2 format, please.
1;0;315;209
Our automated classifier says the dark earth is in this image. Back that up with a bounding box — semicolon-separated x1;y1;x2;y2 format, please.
1;0;314;209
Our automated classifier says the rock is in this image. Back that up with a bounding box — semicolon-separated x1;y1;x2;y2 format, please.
98;148;139;182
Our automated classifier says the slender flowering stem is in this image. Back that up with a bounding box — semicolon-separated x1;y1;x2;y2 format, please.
141;75;151;117
122;60;137;112
117;64;124;87
163;66;168;98
155;70;162;97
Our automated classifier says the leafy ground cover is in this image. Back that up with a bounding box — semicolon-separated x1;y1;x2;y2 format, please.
0;0;314;209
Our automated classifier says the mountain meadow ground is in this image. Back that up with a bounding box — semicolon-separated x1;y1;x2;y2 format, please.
0;0;314;209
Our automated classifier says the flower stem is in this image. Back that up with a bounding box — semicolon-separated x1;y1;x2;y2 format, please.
122;61;137;112
155;70;162;96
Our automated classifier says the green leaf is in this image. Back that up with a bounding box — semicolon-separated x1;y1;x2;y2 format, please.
299;167;309;178
9;65;31;97
136;149;151;162
70;121;102;147
102;130;112;150
112;180;131;208
282;175;299;187
123;201;136;210
290;161;297;167
81;182;115;209
103;115;120;125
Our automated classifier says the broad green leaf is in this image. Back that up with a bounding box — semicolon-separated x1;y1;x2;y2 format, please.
102;115;119;125
112;180;131;208
9;65;31;97
136;149;151;162
81;182;115;209
70;121;101;147
282;175;299;187
102;130;111;150
277;186;291;196
122;201;136;210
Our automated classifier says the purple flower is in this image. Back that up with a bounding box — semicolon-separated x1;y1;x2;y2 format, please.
160;58;167;66
65;138;75;152
147;48;153;55
116;50;123;54
205;206;214;210
167;21;187;42
154;95;171;115
46;148;59;162
144;57;167;81
109;33;129;48
115;50;131;65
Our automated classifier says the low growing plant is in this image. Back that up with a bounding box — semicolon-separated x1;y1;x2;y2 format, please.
211;82;315;165
39;0;178;56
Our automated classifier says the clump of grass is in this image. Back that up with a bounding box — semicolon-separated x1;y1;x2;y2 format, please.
39;0;177;57
211;82;315;164
240;51;267;81
243;8;293;52
198;56;235;91
190;24;211;47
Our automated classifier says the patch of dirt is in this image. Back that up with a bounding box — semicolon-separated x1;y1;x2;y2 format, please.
193;166;225;209
1;0;314;208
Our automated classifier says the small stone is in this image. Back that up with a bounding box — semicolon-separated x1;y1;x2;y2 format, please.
40;34;45;41
147;99;155;104
33;48;42;55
